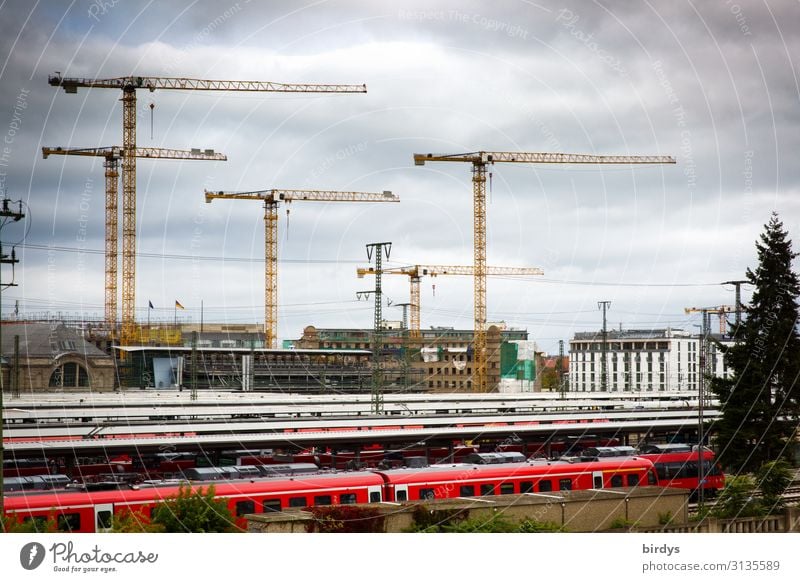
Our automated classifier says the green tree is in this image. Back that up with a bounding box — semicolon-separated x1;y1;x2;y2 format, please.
755;459;793;513
711;213;800;473
541;366;559;392
150;485;240;533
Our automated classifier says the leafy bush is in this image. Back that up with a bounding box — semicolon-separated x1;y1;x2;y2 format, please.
712;475;765;519
111;509;165;533
440;515;518;533
150;484;240;532
1;514;57;533
404;506;466;532
658;511;674;526
608;516;637;530
517;519;565;533
405;506;565;533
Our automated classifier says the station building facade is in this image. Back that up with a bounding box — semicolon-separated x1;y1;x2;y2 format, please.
0;322;116;391
569;328;732;393
298;324;535;393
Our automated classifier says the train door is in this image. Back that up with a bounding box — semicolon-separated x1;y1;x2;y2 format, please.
367;485;382;503
393;484;408;502
592;471;604;489
94;503;114;533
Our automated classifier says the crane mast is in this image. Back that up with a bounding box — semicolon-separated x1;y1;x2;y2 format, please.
358;264;543;340
414;150;675;392
42;146;227;339
50;72;366;345
205;189;398;348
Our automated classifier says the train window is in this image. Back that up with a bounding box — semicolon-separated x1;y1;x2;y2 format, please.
341;494;357;505
395;489;408;502
681;462;698;479
459;485;475;497
57;513;81;532
236;500;256;517
538;480;553;492
520;481;534;493
369;491;382;503
559;479;572;491
627;474;640;487
419;488;436;500
593;475;603;488
314;495;332;506
289;497;307;508
648;471;657;485
499;483;515;495
262;500;281;513
480;484;495;496
610;475;623;488
96;510;113;530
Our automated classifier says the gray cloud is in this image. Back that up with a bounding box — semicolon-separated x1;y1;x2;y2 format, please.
1;0;797;351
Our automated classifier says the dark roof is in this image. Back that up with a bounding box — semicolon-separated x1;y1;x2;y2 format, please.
0;322;108;358
573;329;682;341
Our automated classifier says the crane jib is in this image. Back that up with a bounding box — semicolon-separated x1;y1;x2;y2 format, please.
49;75;367;93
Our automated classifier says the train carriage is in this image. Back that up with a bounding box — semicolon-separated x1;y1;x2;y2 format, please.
375;457;657;502
3;472;386;533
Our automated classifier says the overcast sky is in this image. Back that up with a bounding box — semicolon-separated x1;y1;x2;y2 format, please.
0;0;798;353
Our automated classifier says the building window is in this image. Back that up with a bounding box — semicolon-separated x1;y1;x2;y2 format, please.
49;362;90;388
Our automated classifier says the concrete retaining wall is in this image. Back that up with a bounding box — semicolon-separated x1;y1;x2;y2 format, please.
247;486;688;533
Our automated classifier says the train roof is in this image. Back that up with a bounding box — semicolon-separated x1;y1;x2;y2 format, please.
374;458;654;485
3;471;385;512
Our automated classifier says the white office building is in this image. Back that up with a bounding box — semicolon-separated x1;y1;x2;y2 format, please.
569;328;732;392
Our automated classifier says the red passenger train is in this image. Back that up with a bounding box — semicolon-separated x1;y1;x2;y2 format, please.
3;457;658;533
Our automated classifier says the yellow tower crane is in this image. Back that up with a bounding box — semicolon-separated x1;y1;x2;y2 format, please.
49;73;367;344
205;189;398;348
684;305;735;335
357;264;543;339
43;146;226;338
413;151;676;392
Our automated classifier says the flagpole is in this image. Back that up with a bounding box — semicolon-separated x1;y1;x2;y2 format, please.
174;302;177;329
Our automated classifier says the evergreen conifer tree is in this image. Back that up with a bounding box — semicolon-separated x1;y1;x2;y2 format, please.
711;213;800;473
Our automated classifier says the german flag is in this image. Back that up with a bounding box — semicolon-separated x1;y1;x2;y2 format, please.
175;300;185;310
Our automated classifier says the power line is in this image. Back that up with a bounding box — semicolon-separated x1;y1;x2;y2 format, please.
16;242;371;265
